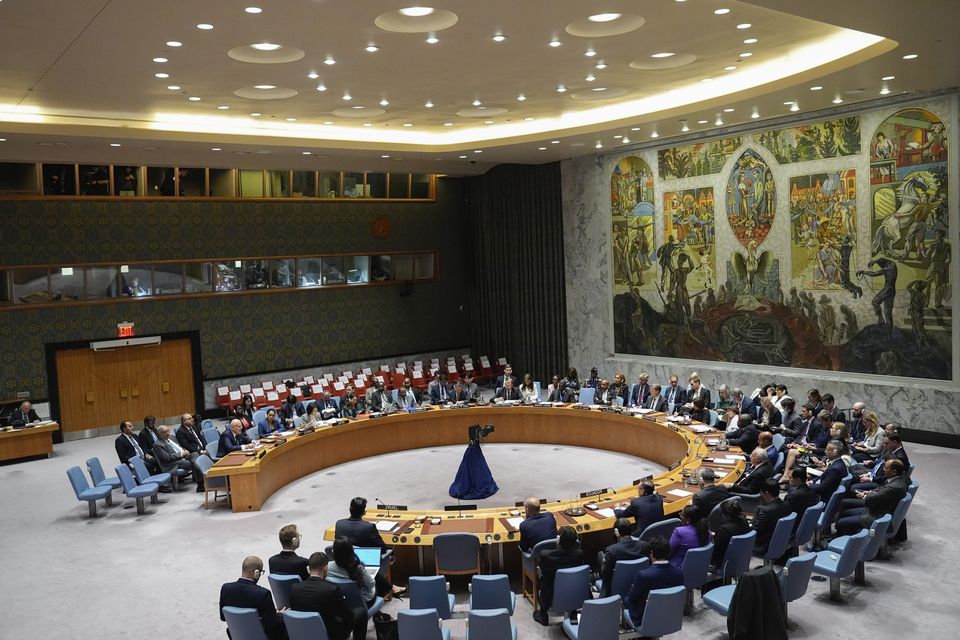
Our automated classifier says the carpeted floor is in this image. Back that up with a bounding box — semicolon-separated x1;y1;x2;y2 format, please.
0;428;955;639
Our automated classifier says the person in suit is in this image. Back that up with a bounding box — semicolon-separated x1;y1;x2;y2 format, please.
218;419;253;457
751;479;792;555
340;385;364;418
137;415;161;454
726;418;760;455
669;504;710;567
584;367;601;389
711;499;750;566
835;459;908;535
687;397;710;424
533;526;585;625
663;375;687;412
428;373;451;404
807;389;823;416
851;434;910;492
692;468;730;517
624;536;684;627
547;375;566;402
175;413;207;455
609;372;629;405
219;556;286;640
268;524;309;580
594;379;616;405
810;440;847;500
333;497;402;598
462;373;480;402
8;400;39;425
450;380;471;403
822;393;844;424
776;397;803;442
278;395;305;428
848;401;867;443
396;378;422;408
519;496;557;552
758;431;778;466
643;384;667;412
731;388;755;419
630;373;652;407
684;375;711;410
315;391;341;419
614;480;665;535
597;518;650;597
289;552;355;640
495;377;522;401
782;468;819;523
729;448;774;495
495;364;518;390
114;420;164;476
257;408;283;437
561;367;581;402
153;425;204;490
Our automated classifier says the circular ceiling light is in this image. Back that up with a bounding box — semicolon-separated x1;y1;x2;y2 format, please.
154;72;169;78
332;107;386;118
549;39;562;47
365;44;380;52
245;7;262;14
492;33;506;42
307;71;319;79
595;61;607;69
250;112;262;116
739;52;753;57
714;8;730;15
810;85;823;91
743;38;757;44
629;53;696;70
234;86;298;99
167;85;181;90
566;13;645;37
588;13;622;22
651;52;674;58
379;98;390;106
315;83;327;91
197;23;214;30
286;117;296;121
218;105;230;110
902;53;918;60
228;44;305;64
456;107;508;117
425;34;439;44
188;96;201;101
375;8;458;33
882;75;895;80
424;100;434;107
166;41;182;47
254;84;276;89
737;23;751;29
153;57;168;63
110;143;121;147
569;86;628;101
724;65;737;71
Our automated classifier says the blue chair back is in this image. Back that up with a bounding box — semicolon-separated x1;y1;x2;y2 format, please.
638;517;681;542
720;530;757;579
528;538;556;562
774;451;785;472
791;502;824;546
908;481;919;498
614;396;625;407
709;497;740;531
252;409;266;425
391;389;400;405
85;457;117;487
534;381;542;401
835;529;871;578
331;396;341;409
760;512;797;561
628;383;639;406
202;427;219;445
409;575;453;619
550;565;591;613
772;433;785;451
578;387;596;404
201;418;215;431
246;426;258;441
398;609;444;640
466;609;513;639
862;514;892;562
707;409;718;426
326;575;384;617
636;585;686;637
267;573;301;609
222;606;269;640
206;440;221;460
115;464;140;494
66;466;92;497
887;493;913;538
819;486;847;530
470;574;515;613
283;610;330;640
434;532;481;574
781;552;816;603
609;558;648;599
573;595;621;640
129;456;152;483
682;543;714;590
840;473;854;490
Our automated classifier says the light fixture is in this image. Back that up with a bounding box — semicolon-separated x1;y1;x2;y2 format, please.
698;119;708;124
743;38;757;44
595;141;603;149
650;131;658;138
218;105;230;110
549;38;562;47
403;123;413;127
714;8;730;15
783;101;795;105
882;75;895;80
286;117;296;121
551;140;560;144
622;137;631;143
250;112;262;116
680;120;689;132
613;135;623;139
315;83;327;91
154;72;169;78
381;154;390;159
0;138;5;142
459;155;467;159
591;86;607;91
211;147;222;151
810;85;823;91
751;108;760;118
425;34;439;44
589;13;622;22
307;71;319;79
723;107;735;112
737;23;751;29
790;102;800;112
630;127;640;131
188;96;201;101
595;60;607;69
324;56;336;65
473;149;482;153
724;65;737;71
153;57;168;63
739;52;753;57
443;122;453;126
880;87;891;95
167;85;181;90
517;93;526;101
342;92;352;101
585;73;596;81
902;53;918;60
245;7;262;14
715;114;723;126
701;78;713;82
110;143;121;147
351;105;365;109
363;123;372;127
832;96;843;104
651;52;675;58
379;98;389;106
585;49;596;57
196;23;214;30
424;100;434;107
165;41;182;47
323;121;333;125
302;151;312;155
252;43;281;51
556;84;567;93
365;44;380;53
472;99;482;106
524;116;535;121
538;147;546;151
254;84;276;89
399;7;435;17
492;33;506;42
483;120;494;124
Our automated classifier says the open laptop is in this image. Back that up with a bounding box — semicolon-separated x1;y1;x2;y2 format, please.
354;547;381;577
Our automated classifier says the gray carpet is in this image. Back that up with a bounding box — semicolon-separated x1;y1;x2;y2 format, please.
0;428;955;639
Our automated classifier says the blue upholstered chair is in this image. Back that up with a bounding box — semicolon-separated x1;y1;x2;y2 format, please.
790;501;824;551
201;418;215;432
781;552;816;620
521;538;556;606
562;595;621;640
205;439;222;461
681;543;714;615
578;387;596;404
202;426;219;445
283;610;329;640
623;585;686;637
884;493;913;553
638;517;680;543
469;574;515;614
595;558;647;600
129;455;172;491
814;486;847;549
222;606;268;640
398;609;450;640
115;464;159;515
85;456;121;506
267;573;301;609
828;513;892;585
549;565;592;617
252;409;266;426
466;608;516;640
756;512;797;565
716;530;757;582
812;528;870;601
66;466;113;517
326;574;384;618
195;454;228;508
771;433;785;451
410;575;455;619
433;532;481;576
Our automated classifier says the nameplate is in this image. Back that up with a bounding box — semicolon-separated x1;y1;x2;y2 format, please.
668;461;681;470
573;405;593;411
379;504;408;511
257;449;268;459
444;504;478;511
600;407;622;414
579;488;610;498
367;413;385;419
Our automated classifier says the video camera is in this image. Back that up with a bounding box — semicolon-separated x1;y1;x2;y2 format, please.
468;423;495;446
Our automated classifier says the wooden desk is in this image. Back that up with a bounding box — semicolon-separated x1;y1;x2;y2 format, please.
0;422;58;462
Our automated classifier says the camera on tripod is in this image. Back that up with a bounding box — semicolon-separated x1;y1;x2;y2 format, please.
468;423;495;446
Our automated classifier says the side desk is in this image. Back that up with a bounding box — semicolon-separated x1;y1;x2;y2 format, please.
0;422;58;462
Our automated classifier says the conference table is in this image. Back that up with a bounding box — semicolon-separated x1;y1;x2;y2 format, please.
0;422;58;462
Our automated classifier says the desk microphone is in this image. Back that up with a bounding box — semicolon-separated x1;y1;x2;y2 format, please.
375;496;391;517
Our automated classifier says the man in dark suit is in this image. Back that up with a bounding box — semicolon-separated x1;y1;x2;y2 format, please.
533;526;585;625
137;415;161;454
219;556;286;640
495;364;517;390
334;497;400;597
614;480;665;534
449;380;470;403
396;378;423;408
462;373;480;401
289;552;355;640
752;479;793;555
218;419;253;457
630;374;651;408
685;376;711;409
822;393;844;424
732;388;755;420
848;402;867;442
597;518;650;597
547;376;566;402
8;400;39;426
835;459;908;535
624;536;683;627
729;449;774;495
519;497;557;552
783;468;819;522
726;418;760;455
495;378;521;401
115;420;149;464
640;385;666;412
810;440;846;500
268;524;309;580
175;413;207;455
428;373;451;404
278;395;305;429
663;375;687;412
777;398;803;442
692;468;730;517
851;434;910;491
594;379;616;405
608;373;629;405
315;391;341;419
153;424;204;490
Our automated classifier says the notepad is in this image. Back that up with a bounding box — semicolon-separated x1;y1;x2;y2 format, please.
592;508;617;518
806;467;824;477
710;459;737;465
505;517;524;529
667;489;693;498
375;521;398;532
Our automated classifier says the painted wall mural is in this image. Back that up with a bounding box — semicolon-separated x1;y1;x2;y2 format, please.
612;156;657;291
612;100;954;381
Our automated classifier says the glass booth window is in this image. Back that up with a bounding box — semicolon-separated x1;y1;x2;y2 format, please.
320;256;345;285
42;164;77;196
269;259;296;288
118;265;151;297
178;168;205;196
344;256;369;284
151;264;184;295
388;173;410;198
319;171;340;198
370;255;393;282
292;171;316;197
13;268;51;303
298;259;324;287
411;173;430;198
209;169;235;197
392;255;415;281
239;170;264;197
243;260;270;289
185;263;212;293
85;267;118;299
367;173;387;198
0;162;39;195
414;253;435;279
147;167;176;196
214;261;243;291
114;166;139;196
49;267;84;301
79;165;110;195
266;170;290;197
343;172;364;198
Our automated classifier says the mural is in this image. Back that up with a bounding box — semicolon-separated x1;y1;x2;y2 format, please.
726;149;776;248
757;116;861;164
790;170;860;295
658;136;742;180
611;156;656;290
662;188;716;317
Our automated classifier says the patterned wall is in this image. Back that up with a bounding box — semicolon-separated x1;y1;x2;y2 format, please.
0;179;472;398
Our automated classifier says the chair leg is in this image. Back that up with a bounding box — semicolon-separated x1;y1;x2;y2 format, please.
854;561;865;585
829;576;841;602
105;491;114;507
150;494;160;504
171;476;179;491
136;497;146;515
88;501;98;518
684;588;694;616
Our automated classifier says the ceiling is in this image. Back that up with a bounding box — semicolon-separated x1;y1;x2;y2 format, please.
0;0;956;175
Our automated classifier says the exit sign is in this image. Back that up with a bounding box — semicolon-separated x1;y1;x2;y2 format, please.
117;322;135;338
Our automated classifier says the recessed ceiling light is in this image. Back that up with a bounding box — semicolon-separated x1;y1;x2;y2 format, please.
743;38;757;44
902;53;918;60
680;120;689;132
365;44;380;53
154;72;169;78
363;123;372;127
379;98;389;106
425;34;439;44
250;112;262;116
551;140;560;144
585;49;596;57
167;85;181;90
739;52;753;57
196;23;214;30
517;93;526;101
286;117;296;121
651;52;675;58
737;23;751;29
324;56;336;65
245;7;262;14
723;107;735;112
425;100;434;108
714;8;730;15
715;116;724;126
622;137;631;143
724;65;737;71
650;131;658;138
399;7;435;17
473;149;482;153
0;138;5;142
252;43;281;51
613;135;623;139
790;103;800;112
211;147;222;151
701;78;713;82
595;141;603;149
459;155;467;159
698;119;708;124
879;87;891;95
166;41;182;47
538;147;546;151
403;123;413;127
381;154;390;158
882;75;895;80
751;110;760;119
472;99;482;106
588;13;622;22
492;33;506;42
218;105;230;110
630;127;641;131
549;39;562;47
110;143;121;147
524;116;535;121
302;151;312;155
316;83;327;92
585;73;596;82
153;57;168;63
443;122;453;126
595;61;607;69
556;84;567;93
307;71;319;79
810;85;823;91
188;96;201;101
254;84;276;89
483;120;494;124
342;92;352;101
324;121;333;125
832;96;843;104
591;86;607;91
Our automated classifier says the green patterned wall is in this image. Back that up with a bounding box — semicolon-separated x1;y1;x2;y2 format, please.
0;179;471;398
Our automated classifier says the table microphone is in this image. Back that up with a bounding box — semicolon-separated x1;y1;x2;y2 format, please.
375;496;391;517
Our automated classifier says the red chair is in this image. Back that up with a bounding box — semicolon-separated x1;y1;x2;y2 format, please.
216;386;232;409
411;369;428;390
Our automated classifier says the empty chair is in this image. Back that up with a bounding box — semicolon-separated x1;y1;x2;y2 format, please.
433;532;481;576
409;576;455;620
771;433;785;451
466;608;516;640
521;538;556;606
908;480;919;498
780;552;817;620
470;574;515;614
596;558;648;600
716;530;757;582
245;426;258;442
562;594;621;640
205;439;222;461
548;565;592;616
578;387;596;404
252;409;266;425
129;455;173;491
115;464;159;515
681;543;714;615
789;502;824;551
732;492;763;515
195;454;229;509
283;610;330;640
815;486;847;549
638;517;680;543
85;457;121;506
398;609;450;640
202;427;219;445
756;512;797;565
222;606;268;640
623;585;686;637
201;418;215;431
267;574;301;610
811;528;870;601
828;513;892;585
66;466;113;518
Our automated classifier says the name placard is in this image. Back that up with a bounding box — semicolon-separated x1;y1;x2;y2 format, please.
378;504;408;511
579;487;610;498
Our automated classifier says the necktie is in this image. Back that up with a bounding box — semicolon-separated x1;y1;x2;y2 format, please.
130;435;144;458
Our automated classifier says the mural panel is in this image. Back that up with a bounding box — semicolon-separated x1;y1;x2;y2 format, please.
611;156;656;291
757;116;861;164
658;136;742;180
726;149;776;249
662;188;717;318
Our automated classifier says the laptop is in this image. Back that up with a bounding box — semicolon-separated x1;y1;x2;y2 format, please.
354;547;381;577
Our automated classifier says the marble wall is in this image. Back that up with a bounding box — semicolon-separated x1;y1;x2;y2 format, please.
562;95;960;436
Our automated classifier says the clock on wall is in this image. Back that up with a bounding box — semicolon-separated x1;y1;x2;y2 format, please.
371;216;392;238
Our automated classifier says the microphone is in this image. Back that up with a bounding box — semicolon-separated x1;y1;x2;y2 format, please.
375;496;391;517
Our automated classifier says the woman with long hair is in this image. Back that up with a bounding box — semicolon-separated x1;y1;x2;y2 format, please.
669;504;711;567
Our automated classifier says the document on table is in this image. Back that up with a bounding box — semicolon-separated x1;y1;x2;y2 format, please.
667;489;693;498
709;458;737;465
592;508;617;518
375;521;399;532
806;467;824;477
505;517;524;529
